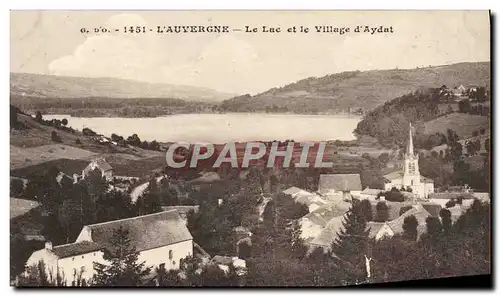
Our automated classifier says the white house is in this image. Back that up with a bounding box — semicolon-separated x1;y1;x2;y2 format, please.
82;158;113;181
383;123;435;199
25;210;193;286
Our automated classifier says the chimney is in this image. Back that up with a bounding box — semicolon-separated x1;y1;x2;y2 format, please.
45;241;53;250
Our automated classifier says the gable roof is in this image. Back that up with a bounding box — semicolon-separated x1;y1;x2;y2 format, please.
309;215;346;248
370;200;415;221
94;158;113;171
365;222;387;239
386;205;431;235
383;171;403;181
361;188;383;196
428;192;476;200
419;202;442;217
51;241;102;258
82;210;192;253
318;174;362;193
282;186;302;195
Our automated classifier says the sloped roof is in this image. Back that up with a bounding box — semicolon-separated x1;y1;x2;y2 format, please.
361;188;383;196
370;201;415;221
301;201;351;227
420;202;442;217
83;210;193;253
309;215;346;247
282;186;302;195
94;158;113;171
10;198;41;219
318;174;362;193
161;205;199;215
386;205;431;235
189;172;221;183
51;241;102;258
211;255;234;265
420;176;434;183
428;192;476;199
365;222;386;239
383;171;403;181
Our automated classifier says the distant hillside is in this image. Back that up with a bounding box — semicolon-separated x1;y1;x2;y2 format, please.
10;72;235;102
220;62;490;113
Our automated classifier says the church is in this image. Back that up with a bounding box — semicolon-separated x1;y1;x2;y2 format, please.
383;123;435;199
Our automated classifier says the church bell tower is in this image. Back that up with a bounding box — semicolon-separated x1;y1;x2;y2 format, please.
403;123;420;188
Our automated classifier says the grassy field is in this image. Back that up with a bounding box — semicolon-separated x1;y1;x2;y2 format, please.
423;113;490;139
10;144;97;170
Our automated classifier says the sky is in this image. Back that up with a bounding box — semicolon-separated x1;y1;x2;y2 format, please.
10;11;490;95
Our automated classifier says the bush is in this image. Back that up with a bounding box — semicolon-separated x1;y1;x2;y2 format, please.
75;138;82;145
51;131;62;143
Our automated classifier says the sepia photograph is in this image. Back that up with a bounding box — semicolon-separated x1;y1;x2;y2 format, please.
9;10;491;287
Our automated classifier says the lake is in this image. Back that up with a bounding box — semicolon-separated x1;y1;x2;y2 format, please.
43;113;362;143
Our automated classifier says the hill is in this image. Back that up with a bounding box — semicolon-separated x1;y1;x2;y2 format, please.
10;72;235;102
423;113;489;139
220;62;490;113
10;110;165;177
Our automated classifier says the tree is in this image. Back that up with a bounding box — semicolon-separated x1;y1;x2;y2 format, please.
359;199;373;222
10;178;24;197
61;118;68;126
402;215;418;241
425;216;443;238
375;201;389;222
466;140;479;156
92;226;151;286
51;130;62;143
384;187;405;202
10;105;19;127
439;208;452;235
35;111;43;122
378;153;390;166
75;138;82;145
458;100;471;113
330;202;370;283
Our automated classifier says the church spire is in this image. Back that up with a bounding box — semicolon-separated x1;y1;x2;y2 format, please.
407;122;414;157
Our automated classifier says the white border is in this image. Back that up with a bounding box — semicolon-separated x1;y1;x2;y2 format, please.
2;1;497;295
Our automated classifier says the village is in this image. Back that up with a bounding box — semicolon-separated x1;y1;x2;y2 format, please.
10;113;490;286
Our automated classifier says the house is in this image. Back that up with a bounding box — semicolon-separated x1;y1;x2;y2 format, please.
282;187;330;212
365;222;394;241
318;173;362;201
307;215;346;254
82;158;113;181
160;205;200;225
298;201;351;246
366;204;431;241
210;255;247;276
428;192;476;208
25;210;193;285
356;187;383;200
383;123;434;199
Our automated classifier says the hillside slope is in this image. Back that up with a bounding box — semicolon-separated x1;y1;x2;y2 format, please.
10;72;235;102
220;62;490;113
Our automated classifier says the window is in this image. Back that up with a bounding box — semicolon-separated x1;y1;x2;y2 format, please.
169;250;173;260
93;252;96;256
82;255;84;259
72;257;75;261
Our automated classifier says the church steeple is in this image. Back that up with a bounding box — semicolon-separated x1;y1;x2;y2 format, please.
407;122;414;157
